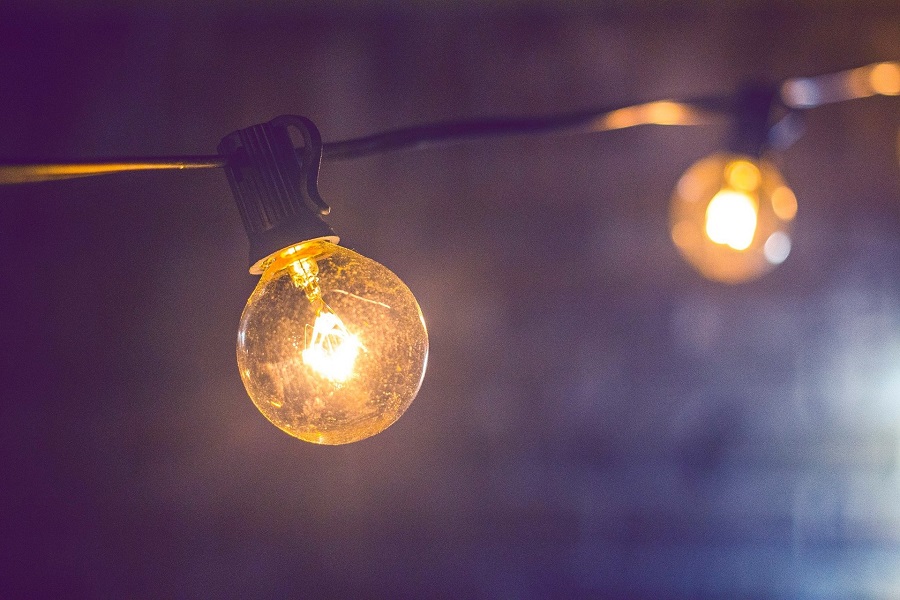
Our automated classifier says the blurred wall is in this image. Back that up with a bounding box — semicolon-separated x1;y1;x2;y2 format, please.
1;2;899;597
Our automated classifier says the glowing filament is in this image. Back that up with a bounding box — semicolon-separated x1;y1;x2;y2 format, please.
302;311;362;383
285;257;363;383
705;189;758;251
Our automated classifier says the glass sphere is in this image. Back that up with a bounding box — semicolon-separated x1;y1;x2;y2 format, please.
670;153;797;284
237;239;428;444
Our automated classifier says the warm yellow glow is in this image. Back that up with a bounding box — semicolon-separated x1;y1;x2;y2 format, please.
598;101;707;130
675;157;727;203
771;185;798;221
781;62;900;107
705;189;758;250
847;62;900;98
301;311;362;383
848;67;873;99
869;62;900;96
670;153;796;284
285;257;364;383
237;240;428;445
725;160;760;191
671;220;697;250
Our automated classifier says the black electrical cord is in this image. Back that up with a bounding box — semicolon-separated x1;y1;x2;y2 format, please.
0;61;895;185
0;97;727;184
0;156;228;184
320;95;730;160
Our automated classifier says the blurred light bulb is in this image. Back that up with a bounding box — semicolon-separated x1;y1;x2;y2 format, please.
704;189;758;250
670;153;796;284
237;239;428;444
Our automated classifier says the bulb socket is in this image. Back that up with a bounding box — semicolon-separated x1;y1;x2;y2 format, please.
219;115;338;273
728;84;781;158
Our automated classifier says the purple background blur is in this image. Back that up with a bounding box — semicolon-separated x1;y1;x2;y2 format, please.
1;2;899;597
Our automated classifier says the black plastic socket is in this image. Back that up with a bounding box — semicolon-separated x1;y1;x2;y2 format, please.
728;84;781;158
219;115;337;273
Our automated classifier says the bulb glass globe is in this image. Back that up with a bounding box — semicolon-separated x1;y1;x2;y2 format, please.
237;239;428;444
670;153;797;284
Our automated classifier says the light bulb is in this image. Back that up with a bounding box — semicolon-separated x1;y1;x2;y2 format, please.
670;153;797;284
237;239;428;444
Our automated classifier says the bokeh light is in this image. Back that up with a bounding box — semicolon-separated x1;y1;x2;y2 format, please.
670;153;797;283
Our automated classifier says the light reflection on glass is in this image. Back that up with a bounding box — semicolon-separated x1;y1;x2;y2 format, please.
725;160;761;191
869;62;900;96
771;186;798;221
763;231;791;265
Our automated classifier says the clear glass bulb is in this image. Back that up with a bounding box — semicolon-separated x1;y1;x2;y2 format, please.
237;239;428;444
670;153;797;284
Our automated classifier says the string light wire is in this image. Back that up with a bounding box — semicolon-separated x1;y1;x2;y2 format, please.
0;61;896;185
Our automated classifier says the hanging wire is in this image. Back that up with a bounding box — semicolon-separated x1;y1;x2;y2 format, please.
0;99;728;184
0;61;896;185
319;97;729;160
780;61;900;108
0;156;227;184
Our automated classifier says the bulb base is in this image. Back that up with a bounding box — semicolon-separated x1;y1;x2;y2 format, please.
219;115;338;272
728;85;780;158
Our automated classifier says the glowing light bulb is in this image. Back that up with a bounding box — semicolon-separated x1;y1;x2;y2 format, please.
301;312;362;383
704;189;758;250
237;239;428;444
670;153;796;284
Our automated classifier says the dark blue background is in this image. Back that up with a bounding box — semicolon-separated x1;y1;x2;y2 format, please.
1;2;899;597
